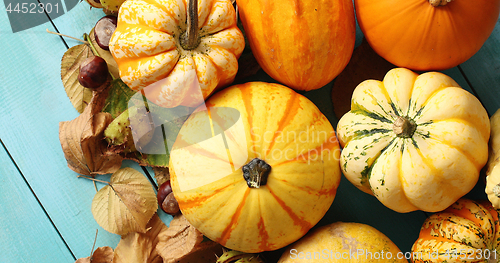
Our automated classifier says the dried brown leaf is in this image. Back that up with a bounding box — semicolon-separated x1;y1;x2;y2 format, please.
156;214;223;263
113;214;167;263
59;90;123;176
91;167;158;236
74;246;114;263
61;44;94;113
153;167;170;186
331;38;395;119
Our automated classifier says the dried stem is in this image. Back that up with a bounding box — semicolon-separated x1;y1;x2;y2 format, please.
90;229;98;257
83;33;101;58
46;28;87;44
180;0;200;50
429;0;453;7
77;175;110;185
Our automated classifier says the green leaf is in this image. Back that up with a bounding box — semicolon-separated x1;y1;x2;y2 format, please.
102;79;136;118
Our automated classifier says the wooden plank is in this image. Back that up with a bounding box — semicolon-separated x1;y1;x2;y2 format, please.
0;143;75;262
0;1;127;259
458;19;500;116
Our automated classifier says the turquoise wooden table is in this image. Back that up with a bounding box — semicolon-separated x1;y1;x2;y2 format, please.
1;0;499;262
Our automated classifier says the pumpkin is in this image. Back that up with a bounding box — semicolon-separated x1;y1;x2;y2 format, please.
278;222;407;263
355;0;500;71
109;0;245;108
485;109;500;209
169;82;342;252
336;68;490;213
411;199;500;263
236;0;356;91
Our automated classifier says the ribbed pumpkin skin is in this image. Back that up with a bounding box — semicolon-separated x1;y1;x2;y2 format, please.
355;0;500;71
169;82;341;252
109;0;244;108
337;68;490;213
411;199;500;263
236;0;356;91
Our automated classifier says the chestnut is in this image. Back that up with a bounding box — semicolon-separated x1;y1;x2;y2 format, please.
94;15;117;50
78;56;109;89
157;181;180;215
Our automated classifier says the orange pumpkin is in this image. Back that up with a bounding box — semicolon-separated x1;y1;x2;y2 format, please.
411;199;500;262
109;0;245;108
169;82;342;252
236;0;356;91
355;0;500;71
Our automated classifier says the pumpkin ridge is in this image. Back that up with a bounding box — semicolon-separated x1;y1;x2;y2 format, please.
176;180;237;210
257;215;271;252
266;112;331;163
139;0;181;26
408;86;450;121
358;137;399;189
420;213;491;249
377;78;406;117
264;92;300;159
445;201;493;232
268;175;336;197
351;108;393;124
272;134;339;167
197;0;217;31
267;186;312;234
116;26;178;58
362;85;399;119
238;85;257;155
415;128;483;169
216;187;251;246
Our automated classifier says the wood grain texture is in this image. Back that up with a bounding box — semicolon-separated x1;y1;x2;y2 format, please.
0;1;122;259
0;144;74;262
460;19;500;116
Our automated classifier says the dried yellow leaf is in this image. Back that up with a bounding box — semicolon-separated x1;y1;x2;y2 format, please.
61;44;93;113
91;167;158;236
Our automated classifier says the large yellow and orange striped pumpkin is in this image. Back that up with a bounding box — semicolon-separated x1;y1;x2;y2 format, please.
109;0;245;108
236;0;356;91
169;82;342;252
411;199;500;263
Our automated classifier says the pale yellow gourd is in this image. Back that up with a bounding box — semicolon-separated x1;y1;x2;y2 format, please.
485;109;500;209
278;222;406;263
337;68;490;213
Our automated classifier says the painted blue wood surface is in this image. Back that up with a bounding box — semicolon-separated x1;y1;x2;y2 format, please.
0;0;499;261
0;144;75;262
0;1;120;259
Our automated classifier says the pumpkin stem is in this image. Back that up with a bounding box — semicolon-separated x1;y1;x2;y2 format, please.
493;184;500;198
393;116;417;138
180;0;200;50
242;158;271;188
429;0;452;7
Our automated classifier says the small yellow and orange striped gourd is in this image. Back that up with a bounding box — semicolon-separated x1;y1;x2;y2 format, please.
412;199;500;263
109;0;245;108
